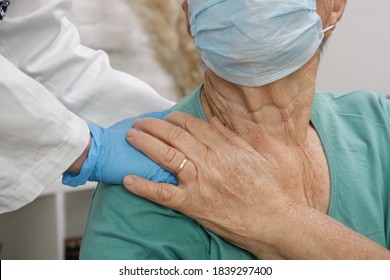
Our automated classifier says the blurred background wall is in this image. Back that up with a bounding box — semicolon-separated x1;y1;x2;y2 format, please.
69;0;202;102
68;0;390;98
316;0;390;96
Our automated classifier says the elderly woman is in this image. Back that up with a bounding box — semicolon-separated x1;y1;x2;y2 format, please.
80;0;390;259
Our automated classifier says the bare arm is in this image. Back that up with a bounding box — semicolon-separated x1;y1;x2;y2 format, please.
269;203;390;259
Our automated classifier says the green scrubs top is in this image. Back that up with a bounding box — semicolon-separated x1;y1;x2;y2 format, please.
80;87;390;259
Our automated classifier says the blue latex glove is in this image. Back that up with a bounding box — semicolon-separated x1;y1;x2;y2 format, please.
62;110;178;186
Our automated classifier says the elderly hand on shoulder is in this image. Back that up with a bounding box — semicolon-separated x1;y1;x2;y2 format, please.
125;112;290;259
124;112;390;260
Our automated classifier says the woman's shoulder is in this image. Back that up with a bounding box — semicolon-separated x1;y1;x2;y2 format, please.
314;90;388;105
80;182;256;260
80;183;211;260
313;90;390;126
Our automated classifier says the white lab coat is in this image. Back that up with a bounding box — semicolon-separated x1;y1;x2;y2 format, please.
0;0;174;213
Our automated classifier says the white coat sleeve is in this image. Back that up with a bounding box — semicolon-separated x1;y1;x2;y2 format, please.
0;0;175;128
0;55;90;214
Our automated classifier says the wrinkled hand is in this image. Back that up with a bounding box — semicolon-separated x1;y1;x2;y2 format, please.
124;112;295;259
63;110;177;186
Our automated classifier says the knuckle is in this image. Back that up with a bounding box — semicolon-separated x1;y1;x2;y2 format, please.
186;161;199;181
183;117;200;132
167;126;185;142
164;147;178;165
155;184;173;202
155;184;190;213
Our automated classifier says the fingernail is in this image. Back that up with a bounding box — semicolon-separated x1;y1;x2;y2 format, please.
133;119;141;127
124;176;134;186
127;128;138;138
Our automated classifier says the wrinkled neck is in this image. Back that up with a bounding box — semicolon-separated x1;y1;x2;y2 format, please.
201;56;318;147
201;55;329;211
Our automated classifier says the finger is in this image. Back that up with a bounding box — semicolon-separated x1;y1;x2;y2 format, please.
164;111;227;149
209;117;253;149
131;117;205;159
124;175;189;213
127;128;196;180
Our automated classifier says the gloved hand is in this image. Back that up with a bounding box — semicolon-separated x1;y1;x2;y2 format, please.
62;110;178;186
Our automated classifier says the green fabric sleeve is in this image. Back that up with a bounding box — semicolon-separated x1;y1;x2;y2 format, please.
79;183;211;260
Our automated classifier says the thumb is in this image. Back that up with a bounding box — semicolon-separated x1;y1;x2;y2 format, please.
123;175;187;212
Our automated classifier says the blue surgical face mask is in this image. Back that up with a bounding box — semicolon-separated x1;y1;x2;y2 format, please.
188;0;327;87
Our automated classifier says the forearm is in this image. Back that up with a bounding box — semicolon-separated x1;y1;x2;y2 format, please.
255;204;390;260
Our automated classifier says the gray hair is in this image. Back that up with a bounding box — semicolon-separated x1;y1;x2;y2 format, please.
318;37;329;61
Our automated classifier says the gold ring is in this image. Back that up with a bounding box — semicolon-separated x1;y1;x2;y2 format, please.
175;157;188;174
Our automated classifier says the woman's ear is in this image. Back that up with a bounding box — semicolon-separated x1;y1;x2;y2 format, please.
182;1;193;39
323;0;347;37
332;0;347;24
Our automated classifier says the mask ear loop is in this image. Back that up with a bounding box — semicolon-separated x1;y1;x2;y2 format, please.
322;25;336;33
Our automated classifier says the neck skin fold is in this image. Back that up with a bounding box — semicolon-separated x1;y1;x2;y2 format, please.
201;54;319;149
200;54;327;210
